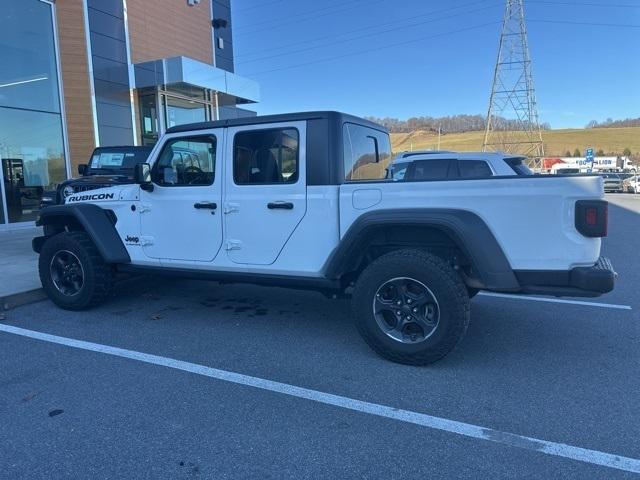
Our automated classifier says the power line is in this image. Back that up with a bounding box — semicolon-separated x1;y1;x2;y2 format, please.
528;0;640;8
236;1;496;59
234;0;636;61
244;21;500;77
529;19;640;28
235;0;373;32
238;3;502;66
236;0;494;59
237;0;494;59
229;2;639;85
233;15;639;80
235;0;284;13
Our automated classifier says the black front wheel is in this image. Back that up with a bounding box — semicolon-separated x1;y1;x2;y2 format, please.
353;250;470;365
39;232;114;310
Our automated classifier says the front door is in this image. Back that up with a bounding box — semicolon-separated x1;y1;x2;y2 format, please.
140;132;223;262
224;122;306;265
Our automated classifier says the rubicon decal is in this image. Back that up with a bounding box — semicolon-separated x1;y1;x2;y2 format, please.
67;193;115;203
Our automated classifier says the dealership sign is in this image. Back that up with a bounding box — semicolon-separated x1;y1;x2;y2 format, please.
585;148;594;173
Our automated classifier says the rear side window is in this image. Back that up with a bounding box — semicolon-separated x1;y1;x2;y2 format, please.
458;160;493;179
234;128;299;185
411;159;452;180
343;123;392;181
505;157;532;176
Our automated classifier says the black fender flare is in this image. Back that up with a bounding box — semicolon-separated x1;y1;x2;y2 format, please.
33;204;130;264
322;208;520;291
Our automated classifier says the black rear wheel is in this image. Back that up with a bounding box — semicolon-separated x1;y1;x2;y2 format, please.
353;249;470;365
39;232;114;310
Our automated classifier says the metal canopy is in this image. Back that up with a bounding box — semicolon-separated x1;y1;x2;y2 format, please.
132;56;259;105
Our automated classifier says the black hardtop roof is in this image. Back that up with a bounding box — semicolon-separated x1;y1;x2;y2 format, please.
165;111;387;134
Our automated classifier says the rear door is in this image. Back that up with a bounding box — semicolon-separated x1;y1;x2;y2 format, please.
224;121;306;265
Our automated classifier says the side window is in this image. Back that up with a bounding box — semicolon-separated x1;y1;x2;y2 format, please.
343;123;392;181
153;136;216;186
458;160;493;179
505;157;532;175
388;163;408;180
411;160;452;180
234;128;299;185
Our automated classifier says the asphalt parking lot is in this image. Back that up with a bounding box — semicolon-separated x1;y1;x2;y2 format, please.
1;194;638;479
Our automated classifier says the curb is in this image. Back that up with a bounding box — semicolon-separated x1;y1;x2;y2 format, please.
1;288;47;311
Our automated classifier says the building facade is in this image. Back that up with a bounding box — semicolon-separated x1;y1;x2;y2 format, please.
0;0;258;229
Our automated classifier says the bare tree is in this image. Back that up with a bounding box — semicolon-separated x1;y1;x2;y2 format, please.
365;114;550;134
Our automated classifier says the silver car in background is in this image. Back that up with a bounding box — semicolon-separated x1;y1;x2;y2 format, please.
601;173;623;193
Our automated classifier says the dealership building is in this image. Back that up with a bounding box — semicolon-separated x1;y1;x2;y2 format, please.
0;0;258;229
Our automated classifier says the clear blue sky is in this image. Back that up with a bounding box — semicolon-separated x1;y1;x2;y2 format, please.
231;0;640;129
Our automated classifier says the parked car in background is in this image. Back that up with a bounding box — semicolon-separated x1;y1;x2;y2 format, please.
386;151;532;181
40;146;153;208
624;175;639;193
601;173;623;193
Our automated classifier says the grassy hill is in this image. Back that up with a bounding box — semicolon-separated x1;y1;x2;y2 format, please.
390;127;640;157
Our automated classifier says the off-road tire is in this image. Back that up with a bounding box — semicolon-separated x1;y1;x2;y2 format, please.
352;249;470;365
39;231;114;310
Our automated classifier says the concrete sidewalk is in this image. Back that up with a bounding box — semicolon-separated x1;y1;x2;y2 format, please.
0;226;45;308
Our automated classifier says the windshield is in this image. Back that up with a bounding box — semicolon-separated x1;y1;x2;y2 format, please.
89;150;151;172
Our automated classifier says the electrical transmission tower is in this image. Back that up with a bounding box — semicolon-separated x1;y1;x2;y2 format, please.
483;0;544;163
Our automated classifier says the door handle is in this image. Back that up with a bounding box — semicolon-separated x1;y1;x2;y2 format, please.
194;202;217;210
267;201;294;210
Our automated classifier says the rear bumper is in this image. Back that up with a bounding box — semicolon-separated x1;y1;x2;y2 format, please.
514;257;616;297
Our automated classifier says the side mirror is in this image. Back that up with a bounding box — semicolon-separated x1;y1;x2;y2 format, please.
134;163;153;192
78;164;88;176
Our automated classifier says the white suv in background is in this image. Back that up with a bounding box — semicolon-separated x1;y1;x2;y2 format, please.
624;175;639;193
387;151;532;181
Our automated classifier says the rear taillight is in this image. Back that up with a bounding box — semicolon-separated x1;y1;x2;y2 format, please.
575;200;608;237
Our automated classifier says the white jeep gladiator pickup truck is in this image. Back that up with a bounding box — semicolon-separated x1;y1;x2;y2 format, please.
34;111;615;365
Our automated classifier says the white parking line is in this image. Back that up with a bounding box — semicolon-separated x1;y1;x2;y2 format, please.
1;324;639;474
477;292;632;310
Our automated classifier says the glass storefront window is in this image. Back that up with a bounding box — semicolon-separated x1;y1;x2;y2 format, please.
136;89;213;147
139;94;159;146
164;96;208;129
0;1;61;114
0;108;66;222
0;0;67;225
